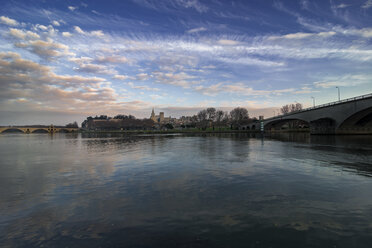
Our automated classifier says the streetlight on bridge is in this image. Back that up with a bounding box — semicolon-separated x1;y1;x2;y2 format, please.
336;86;340;101
311;96;315;107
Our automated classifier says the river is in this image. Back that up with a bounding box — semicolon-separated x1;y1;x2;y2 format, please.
1;133;372;247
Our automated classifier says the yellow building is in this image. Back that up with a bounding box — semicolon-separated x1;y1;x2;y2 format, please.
150;108;173;123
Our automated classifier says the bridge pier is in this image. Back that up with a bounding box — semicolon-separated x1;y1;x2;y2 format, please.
309;118;336;135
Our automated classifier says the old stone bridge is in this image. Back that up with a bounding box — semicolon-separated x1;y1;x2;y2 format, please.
246;93;372;134
0;125;79;134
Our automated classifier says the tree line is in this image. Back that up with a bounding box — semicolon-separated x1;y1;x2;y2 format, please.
280;103;303;114
188;107;256;130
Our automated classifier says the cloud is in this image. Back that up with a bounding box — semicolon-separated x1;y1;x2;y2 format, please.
95;55;128;64
113;75;132;80
90;30;104;37
347;28;372;38
362;0;372;9
34;24;48;31
52;20;60;26
62;32;72;37
74;26;85;34
336;3;349;8
149;94;163;100
187;27;207;33
269;31;336;40
128;82;160;91
68;6;77;11
313;74;371;88
194;83;223;96
0;52;121;113
70;58;117;74
136;73;149;80
73;64;116;74
153;71;197;88
174;0;208;13
193;82;297;97
14;38;71;60
217;39;240;45
218;57;285;67
9;28;40;40
0;16;19;26
132;0;208;13
300;0;309;10
73;26;105;37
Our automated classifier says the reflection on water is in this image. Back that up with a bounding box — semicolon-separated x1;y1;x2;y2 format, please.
1;133;372;247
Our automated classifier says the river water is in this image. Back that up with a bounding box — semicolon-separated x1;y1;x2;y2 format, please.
0;133;372;247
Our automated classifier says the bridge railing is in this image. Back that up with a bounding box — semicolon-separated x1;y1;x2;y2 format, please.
264;92;372;121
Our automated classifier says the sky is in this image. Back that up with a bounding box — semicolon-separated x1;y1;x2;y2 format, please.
0;0;372;125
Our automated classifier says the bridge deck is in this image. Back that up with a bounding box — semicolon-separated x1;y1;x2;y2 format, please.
265;92;372;121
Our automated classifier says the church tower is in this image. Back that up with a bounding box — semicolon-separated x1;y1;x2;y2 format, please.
150;108;156;122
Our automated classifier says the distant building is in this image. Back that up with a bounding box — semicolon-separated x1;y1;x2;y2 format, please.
83;118;155;131
150;108;176;124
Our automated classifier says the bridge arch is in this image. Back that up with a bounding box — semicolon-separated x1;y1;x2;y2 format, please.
1;128;25;133
338;106;372;129
264;118;309;131
31;129;49;133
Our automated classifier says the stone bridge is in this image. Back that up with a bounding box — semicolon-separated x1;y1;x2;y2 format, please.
0;125;79;134
246;93;372;134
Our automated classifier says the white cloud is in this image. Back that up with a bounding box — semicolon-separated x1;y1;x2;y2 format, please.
9;28;40;40
62;32;72;37
128;82;160;91
113;75;132;80
68;6;77;11
313;74;371;88
0;16;19;26
73;26;105;37
336;3;349;8
8;28;26;39
52;20;60;26
14;38;71;60
300;0;309;9
187;27;207;33
362;0;372;9
153;71;197;88
269;31;336;40
347;28;372;38
217;39;240;45
70;57;117;74
0;52;122;113
96;55;128;64
174;0;208;13
218;57;285;67
193;82;298;97
136;73;149;80
90;30;104;37
74;26;85;34
35;24;48;31
149;94;163;100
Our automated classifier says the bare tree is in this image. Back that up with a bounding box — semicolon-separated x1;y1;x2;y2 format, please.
197;109;208;130
215;110;224;128
295;103;303;111
206;107;216;122
281;103;303;114
230;107;249;123
281;105;290;114
66;121;78;128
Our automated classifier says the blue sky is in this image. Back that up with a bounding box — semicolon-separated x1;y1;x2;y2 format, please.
0;0;371;125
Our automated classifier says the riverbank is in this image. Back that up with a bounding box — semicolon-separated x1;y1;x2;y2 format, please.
80;129;262;135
